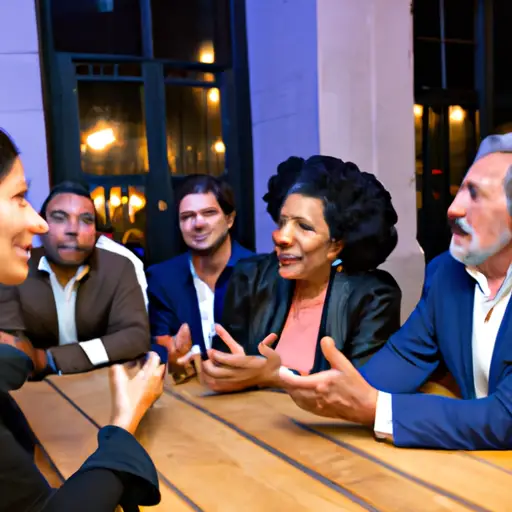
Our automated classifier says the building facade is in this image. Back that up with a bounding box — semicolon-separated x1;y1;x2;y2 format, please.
1;0;430;320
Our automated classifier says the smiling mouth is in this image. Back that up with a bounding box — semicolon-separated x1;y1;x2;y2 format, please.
450;219;470;237
278;254;302;265
58;245;83;252
14;244;31;259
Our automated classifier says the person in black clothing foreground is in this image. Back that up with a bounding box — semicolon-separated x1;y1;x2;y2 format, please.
0;127;164;511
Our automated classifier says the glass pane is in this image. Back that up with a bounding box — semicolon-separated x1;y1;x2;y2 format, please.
448;106;477;198
78;82;149;176
413;0;441;39
165;85;224;176
50;0;142;55
414;105;424;211
414;40;442;88
494;0;512;93
444;0;474;41
90;183;147;262
494;108;512;133
151;0;231;63
446;44;474;90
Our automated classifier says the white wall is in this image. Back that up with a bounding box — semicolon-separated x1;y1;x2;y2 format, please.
246;0;321;252
0;0;50;216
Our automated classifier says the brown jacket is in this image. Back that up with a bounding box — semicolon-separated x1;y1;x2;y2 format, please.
0;247;149;374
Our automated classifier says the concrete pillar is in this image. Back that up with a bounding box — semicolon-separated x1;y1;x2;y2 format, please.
0;0;50;215
246;0;424;321
316;0;424;320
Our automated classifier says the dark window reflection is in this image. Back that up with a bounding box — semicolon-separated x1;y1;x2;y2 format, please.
413;0;441;38
414;40;442;88
494;0;512;93
165;86;224;176
78;81;149;175
151;0;231;63
444;0;473;41
50;0;142;55
446;44;474;90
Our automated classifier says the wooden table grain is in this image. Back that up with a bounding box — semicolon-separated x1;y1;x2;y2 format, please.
11;369;512;512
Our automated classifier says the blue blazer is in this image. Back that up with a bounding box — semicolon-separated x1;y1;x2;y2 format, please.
146;241;253;354
361;251;512;450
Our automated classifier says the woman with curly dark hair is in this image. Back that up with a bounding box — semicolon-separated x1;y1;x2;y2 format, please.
191;155;401;393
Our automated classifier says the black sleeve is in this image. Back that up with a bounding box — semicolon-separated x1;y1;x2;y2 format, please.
215;262;253;351
345;274;402;368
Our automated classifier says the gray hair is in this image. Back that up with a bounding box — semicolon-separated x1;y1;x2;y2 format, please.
505;164;512;216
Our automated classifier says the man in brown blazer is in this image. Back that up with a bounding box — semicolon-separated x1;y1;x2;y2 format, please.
0;181;149;375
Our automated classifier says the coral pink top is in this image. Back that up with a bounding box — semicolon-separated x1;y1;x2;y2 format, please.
275;288;327;375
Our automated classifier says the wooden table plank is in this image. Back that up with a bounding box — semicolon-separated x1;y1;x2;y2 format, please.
172;381;480;512
11;383;195;512
34;445;63;488
52;371;367;512
231;387;511;512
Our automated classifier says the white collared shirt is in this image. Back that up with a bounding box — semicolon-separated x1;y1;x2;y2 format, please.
374;265;512;436
38;256;110;368
189;259;216;350
95;235;148;308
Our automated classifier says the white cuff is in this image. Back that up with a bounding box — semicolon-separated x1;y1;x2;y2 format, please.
278;366;295;377
374;391;393;436
79;338;110;366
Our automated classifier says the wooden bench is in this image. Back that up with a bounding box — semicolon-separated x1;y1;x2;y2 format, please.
11;369;512;511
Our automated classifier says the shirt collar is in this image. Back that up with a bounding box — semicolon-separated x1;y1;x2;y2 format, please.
38;255;90;282
188;240;247;275
465;264;512;301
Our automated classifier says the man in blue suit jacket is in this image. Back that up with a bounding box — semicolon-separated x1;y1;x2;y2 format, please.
278;133;512;450
146;175;252;361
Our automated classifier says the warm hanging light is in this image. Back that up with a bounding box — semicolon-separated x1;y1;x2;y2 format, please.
199;41;215;63
208;88;220;103
449;106;465;122
213;140;225;154
414;104;423;118
86;128;116;151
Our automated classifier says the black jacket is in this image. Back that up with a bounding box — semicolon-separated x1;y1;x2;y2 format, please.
0;344;160;512
215;253;401;372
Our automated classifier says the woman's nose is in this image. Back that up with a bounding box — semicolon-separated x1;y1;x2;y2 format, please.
272;226;293;247
28;205;48;235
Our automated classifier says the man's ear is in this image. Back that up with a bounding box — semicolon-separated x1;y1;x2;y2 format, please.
226;211;236;229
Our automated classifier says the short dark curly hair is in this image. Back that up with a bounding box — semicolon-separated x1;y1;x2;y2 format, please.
263;155;398;271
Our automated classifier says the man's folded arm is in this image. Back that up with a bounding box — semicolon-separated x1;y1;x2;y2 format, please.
50;261;150;374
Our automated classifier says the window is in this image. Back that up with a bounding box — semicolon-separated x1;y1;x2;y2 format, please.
414;0;474;91
77;81;149;176
50;0;143;55
151;0;231;63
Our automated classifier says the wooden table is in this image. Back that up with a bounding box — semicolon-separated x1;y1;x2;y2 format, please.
11;370;512;512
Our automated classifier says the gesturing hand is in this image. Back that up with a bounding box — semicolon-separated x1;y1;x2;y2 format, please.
201;324;281;393
155;323;192;365
109;351;166;435
280;337;378;426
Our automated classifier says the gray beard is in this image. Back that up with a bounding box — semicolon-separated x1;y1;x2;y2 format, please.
190;230;230;257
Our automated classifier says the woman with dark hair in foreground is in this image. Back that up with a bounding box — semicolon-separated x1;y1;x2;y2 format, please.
187;155;401;393
0;128;163;511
